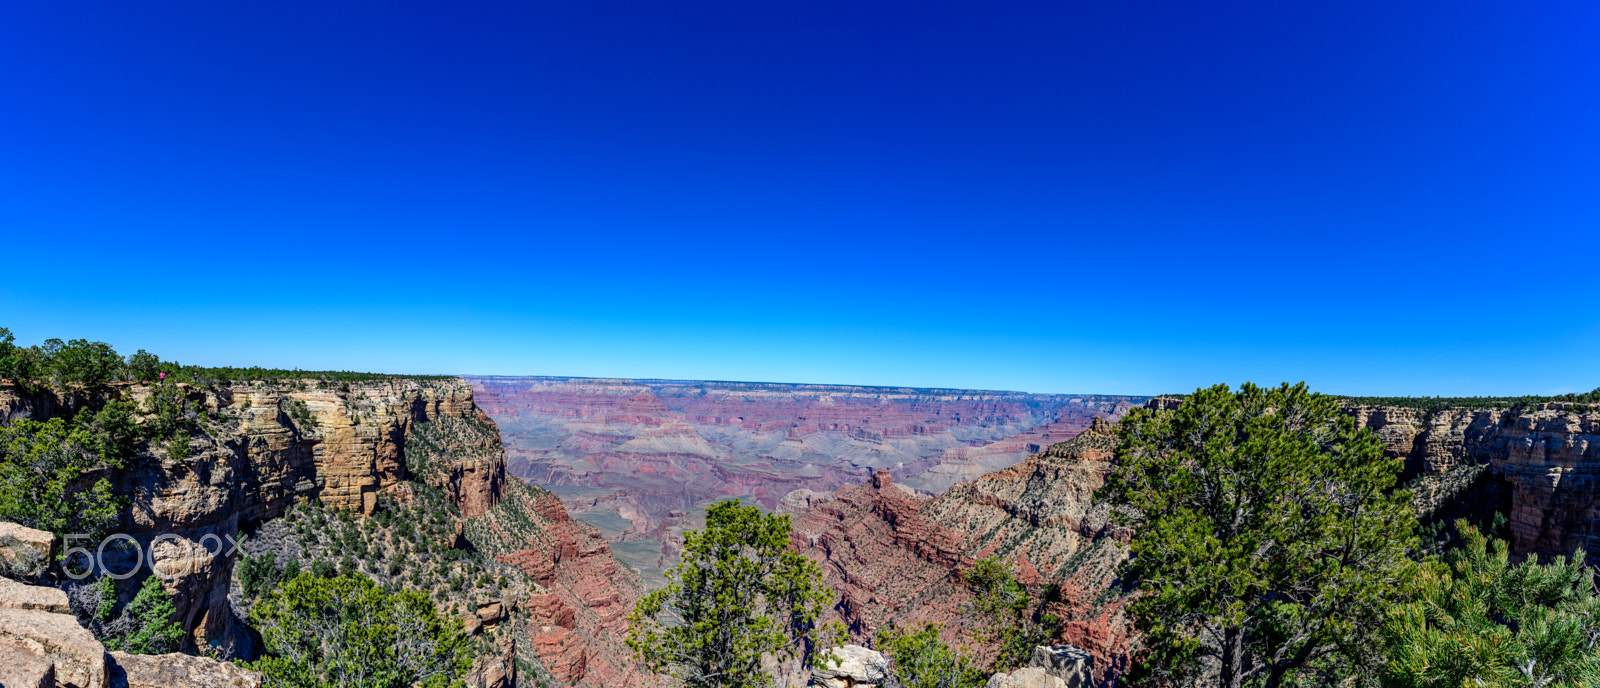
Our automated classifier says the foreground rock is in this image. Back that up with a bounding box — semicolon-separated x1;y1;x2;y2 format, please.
0;575;261;688
0;608;109;688
0;522;53;579
985;646;1093;688
0;576;72;613
108;652;261;688
0;636;57;688
810;645;887;687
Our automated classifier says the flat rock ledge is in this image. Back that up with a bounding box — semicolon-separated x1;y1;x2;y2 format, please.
108;652;262;688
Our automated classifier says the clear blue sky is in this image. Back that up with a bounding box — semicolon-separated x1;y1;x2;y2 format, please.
3;1;1597;396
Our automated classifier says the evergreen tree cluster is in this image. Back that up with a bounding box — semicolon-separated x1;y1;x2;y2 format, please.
0;326;448;390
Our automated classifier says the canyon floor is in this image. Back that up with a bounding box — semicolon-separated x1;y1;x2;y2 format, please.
465;375;1143;586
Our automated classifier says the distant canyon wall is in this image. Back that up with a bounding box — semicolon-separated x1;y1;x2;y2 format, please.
467;375;1143;534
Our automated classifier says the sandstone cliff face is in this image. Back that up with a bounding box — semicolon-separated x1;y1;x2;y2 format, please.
0;378;505;655
1145;397;1600;561
1344;402;1600;559
790;421;1132;686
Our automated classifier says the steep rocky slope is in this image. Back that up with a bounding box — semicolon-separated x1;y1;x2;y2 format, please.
466;478;647;686
787;418;1134;685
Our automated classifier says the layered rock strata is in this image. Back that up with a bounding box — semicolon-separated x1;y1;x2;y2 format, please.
469;375;1141;530
790;420;1132;685
466;478;647;686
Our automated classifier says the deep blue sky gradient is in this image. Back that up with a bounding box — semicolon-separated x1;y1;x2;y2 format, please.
3;1;1598;395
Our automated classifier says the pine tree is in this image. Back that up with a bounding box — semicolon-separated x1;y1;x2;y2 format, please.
626;500;834;688
1098;382;1418;688
103;576;186;655
1383;520;1600;688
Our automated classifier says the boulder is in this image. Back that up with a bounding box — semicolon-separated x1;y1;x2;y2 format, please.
107;651;262;688
0;575;72;613
0;635;56;688
477;601;504;625
810;645;887;688
1028;645;1092;687
985;667;1066;688
984;646;1093;688
0;608;109;688
0;522;53;579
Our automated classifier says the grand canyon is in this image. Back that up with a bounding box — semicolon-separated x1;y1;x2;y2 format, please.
465;375;1143;584
8;368;1600;688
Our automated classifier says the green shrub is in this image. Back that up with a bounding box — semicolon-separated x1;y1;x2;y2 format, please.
102;575;186;655
248;573;470;688
876;623;984;688
627;499;833;688
0;416;122;539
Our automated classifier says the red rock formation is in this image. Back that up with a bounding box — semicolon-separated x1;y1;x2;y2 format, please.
790;423;1132;685
473;479;645;686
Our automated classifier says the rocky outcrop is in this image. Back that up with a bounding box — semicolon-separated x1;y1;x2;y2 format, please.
983;646;1093;688
0;378;504;656
793;422;1132;685
0;636;56;688
0;607;108;688
464;638;517;688
779;488;836;514
107;652;262;688
0;575;260;688
810;645;887;688
0;576;73;613
1;522;54;579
